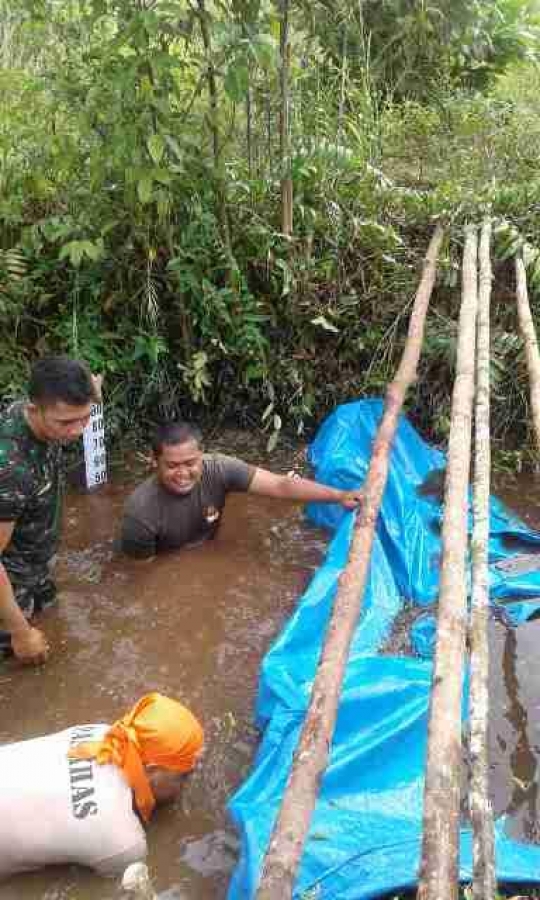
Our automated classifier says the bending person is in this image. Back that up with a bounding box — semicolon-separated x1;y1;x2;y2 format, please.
119;421;363;558
0;692;203;879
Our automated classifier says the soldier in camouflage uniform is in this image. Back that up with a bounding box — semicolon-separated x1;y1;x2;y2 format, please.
0;357;98;665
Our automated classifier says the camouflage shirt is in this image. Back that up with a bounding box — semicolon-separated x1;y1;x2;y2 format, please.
0;402;63;590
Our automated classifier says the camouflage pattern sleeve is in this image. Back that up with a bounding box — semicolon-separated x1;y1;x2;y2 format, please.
0;439;33;523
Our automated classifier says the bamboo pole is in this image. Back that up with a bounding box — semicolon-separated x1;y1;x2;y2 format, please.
255;223;446;900
417;225;479;900
515;254;540;455
469;219;496;900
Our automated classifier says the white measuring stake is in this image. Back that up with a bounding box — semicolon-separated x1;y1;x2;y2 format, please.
83;401;107;489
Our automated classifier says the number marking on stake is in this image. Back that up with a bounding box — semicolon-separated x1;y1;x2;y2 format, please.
83;403;107;489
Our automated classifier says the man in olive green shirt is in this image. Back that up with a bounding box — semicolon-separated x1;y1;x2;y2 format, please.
120;422;363;559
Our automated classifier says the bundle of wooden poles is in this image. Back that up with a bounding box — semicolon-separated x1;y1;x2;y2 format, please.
255;221;540;900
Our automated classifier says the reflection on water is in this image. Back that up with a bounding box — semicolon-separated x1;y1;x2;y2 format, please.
485;473;540;845
488;617;540;843
180;831;239;877
0;473;326;900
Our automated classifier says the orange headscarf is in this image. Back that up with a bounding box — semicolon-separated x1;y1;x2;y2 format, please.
68;693;204;822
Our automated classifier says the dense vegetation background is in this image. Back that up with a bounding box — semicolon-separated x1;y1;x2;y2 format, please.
2;0;540;463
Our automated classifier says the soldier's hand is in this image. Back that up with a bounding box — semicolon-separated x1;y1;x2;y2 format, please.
11;625;50;665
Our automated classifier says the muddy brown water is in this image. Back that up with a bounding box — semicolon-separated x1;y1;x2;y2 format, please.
486;473;540;846
2;462;540;899
0;450;327;900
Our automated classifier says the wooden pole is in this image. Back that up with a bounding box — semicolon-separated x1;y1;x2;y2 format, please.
469;219;496;900
255;223;446;900
515;254;540;455
417;225;479;900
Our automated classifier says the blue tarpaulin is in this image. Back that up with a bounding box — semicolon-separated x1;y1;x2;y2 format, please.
227;399;540;899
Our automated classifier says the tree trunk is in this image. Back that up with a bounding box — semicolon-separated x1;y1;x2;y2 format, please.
469;219;496;900
417;225;479;900
196;0;231;255
515;255;540;454
278;0;293;236
246;85;253;179
266;89;272;174
255;223;446;900
337;26;348;146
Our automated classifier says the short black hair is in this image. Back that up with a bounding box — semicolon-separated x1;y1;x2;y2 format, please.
29;356;96;408
152;421;202;457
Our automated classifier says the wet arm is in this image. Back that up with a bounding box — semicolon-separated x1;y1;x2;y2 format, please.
0;521;49;663
248;468;363;509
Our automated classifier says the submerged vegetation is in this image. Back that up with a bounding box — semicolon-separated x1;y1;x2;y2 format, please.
2;0;540;460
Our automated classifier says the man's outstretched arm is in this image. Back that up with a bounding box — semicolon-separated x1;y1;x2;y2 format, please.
248;468;363;509
0;521;49;664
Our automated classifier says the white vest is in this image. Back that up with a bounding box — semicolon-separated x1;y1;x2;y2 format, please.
0;723;147;878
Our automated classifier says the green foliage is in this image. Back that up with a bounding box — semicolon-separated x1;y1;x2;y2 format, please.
298;0;539;103
1;0;540;459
